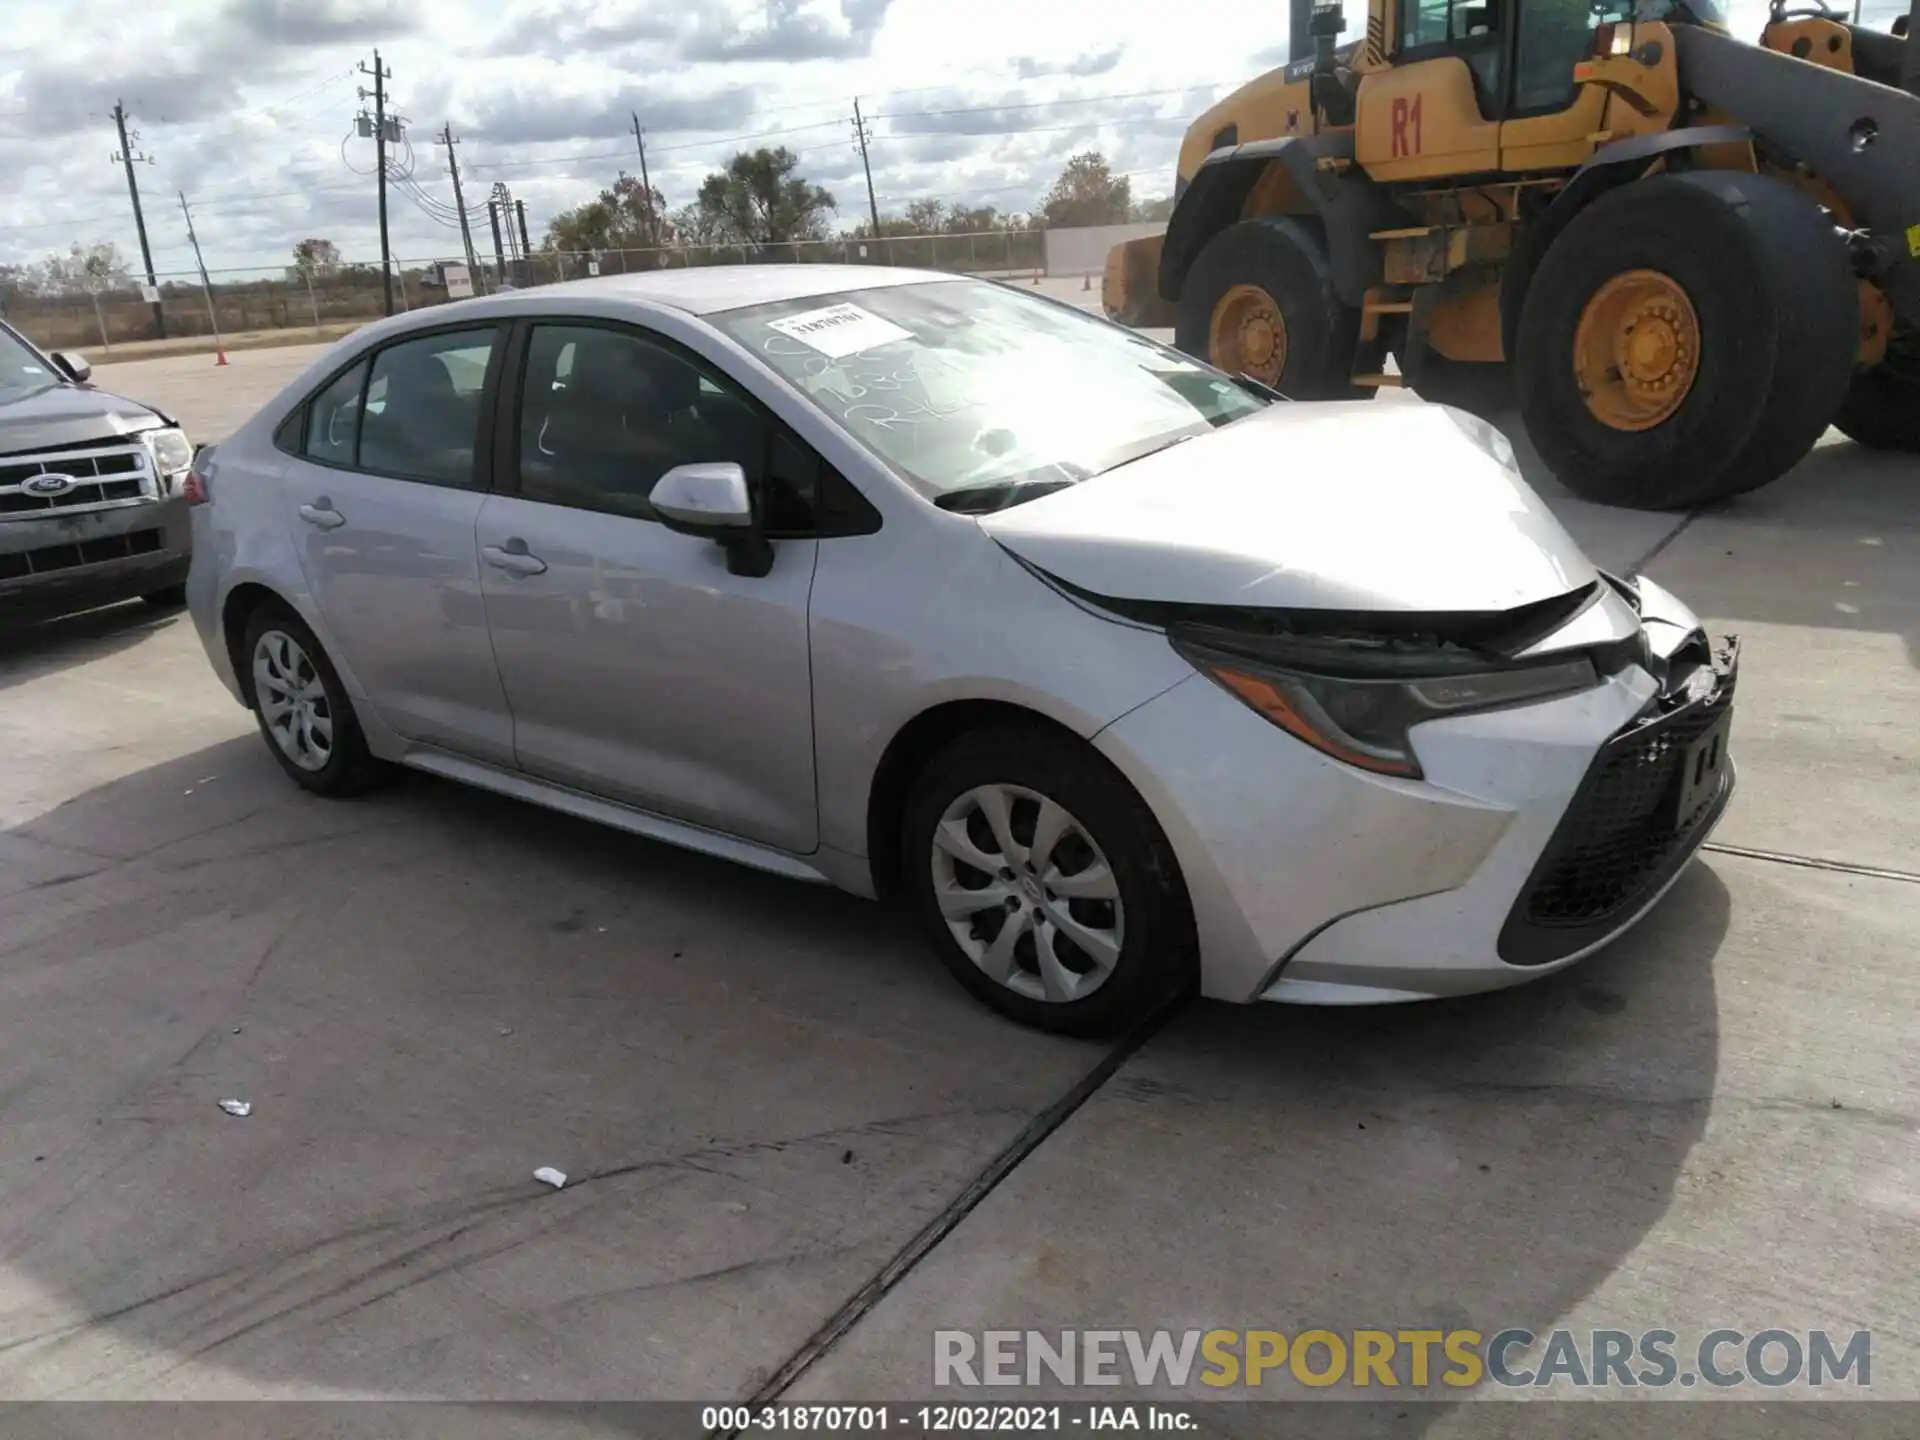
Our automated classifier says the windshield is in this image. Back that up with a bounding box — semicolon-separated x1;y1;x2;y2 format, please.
713;279;1267;507
0;326;59;395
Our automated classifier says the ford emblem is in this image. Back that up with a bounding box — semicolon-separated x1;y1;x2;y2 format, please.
23;472;78;497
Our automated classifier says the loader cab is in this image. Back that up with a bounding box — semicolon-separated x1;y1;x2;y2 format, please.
1355;0;1654;177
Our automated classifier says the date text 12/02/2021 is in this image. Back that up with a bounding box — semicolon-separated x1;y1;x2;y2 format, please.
703;1404;1197;1432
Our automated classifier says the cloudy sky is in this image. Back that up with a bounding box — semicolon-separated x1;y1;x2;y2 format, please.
0;0;1878;280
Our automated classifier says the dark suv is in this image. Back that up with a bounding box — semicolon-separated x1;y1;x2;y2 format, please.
0;319;194;619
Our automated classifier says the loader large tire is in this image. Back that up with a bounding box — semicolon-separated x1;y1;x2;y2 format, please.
1516;172;1856;509
1834;357;1920;452
1176;217;1367;400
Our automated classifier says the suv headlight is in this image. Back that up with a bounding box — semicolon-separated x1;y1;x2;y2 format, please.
1175;640;1598;779
143;425;194;476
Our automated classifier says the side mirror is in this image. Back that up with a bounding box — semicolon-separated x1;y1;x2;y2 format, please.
649;461;773;578
51;351;92;384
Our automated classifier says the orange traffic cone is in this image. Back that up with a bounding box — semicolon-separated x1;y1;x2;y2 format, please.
214;348;228;366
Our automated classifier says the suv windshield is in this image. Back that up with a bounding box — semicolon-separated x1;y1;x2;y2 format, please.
713;279;1267;509
0;326;59;396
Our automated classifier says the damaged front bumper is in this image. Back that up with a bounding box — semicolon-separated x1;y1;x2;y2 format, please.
1092;570;1739;1006
1266;620;1738;1002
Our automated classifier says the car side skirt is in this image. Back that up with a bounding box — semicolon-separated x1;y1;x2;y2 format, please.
400;747;838;887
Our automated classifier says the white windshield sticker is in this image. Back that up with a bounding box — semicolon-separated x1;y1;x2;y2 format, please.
767;302;913;359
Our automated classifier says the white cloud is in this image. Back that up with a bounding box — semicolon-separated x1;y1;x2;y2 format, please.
0;0;1806;277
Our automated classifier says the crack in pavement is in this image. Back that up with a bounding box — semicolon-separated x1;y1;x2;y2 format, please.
1628;512;1698;575
732;986;1193;1425
1704;841;1920;887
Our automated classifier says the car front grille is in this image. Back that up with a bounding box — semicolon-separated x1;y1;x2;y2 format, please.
1498;640;1737;967
0;439;157;518
0;526;162;581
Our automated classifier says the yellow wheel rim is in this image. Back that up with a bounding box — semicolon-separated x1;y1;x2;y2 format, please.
1573;269;1702;432
1209;283;1288;386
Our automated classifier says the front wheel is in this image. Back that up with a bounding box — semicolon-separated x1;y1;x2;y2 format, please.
902;726;1195;1037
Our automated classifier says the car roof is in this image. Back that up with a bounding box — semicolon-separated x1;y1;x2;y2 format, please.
485;264;961;317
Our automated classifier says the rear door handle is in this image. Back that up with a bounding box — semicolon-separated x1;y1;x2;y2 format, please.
482;539;547;576
298;500;345;531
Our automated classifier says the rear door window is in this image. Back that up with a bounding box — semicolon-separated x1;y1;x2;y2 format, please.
303;360;368;465
356;328;499;488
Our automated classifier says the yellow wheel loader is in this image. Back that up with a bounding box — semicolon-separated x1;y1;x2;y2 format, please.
1103;0;1920;507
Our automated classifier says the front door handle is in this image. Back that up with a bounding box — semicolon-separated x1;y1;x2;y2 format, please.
298;499;345;531
482;538;548;576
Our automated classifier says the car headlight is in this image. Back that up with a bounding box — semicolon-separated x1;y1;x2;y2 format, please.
143;425;194;476
1174;640;1598;779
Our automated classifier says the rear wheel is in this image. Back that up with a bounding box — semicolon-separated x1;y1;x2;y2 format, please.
1834;347;1920;452
902;726;1195;1037
1516;171;1856;508
1176;216;1367;399
241;602;385;797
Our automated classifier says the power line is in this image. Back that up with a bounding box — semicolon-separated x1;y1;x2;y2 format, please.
462;116;847;174
250;66;358;119
872;84;1227;120
882;117;1202;141
874;165;1165;204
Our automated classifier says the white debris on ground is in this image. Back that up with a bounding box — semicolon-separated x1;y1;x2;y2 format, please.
533;1166;567;1189
217;1099;251;1117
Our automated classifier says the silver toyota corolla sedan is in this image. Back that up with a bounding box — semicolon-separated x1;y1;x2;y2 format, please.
183;265;1736;1035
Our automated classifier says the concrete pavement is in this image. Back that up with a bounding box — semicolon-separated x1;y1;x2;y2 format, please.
2;325;1915;1426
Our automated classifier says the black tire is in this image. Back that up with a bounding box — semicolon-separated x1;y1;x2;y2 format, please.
1834;359;1920;452
239;601;385;797
902;725;1195;1038
1176;216;1368;400
1516;172;1856;509
140;582;188;609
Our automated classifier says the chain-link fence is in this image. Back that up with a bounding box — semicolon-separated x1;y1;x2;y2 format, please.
0;228;1049;353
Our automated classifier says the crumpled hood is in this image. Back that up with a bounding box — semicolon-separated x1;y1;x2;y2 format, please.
0;382;166;457
979;403;1598;613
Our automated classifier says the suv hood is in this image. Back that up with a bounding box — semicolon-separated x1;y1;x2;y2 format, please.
979;403;1597;613
0;382;166;456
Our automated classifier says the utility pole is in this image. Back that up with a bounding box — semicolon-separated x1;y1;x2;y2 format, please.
176;192;224;359
515;199;533;273
111;102;165;340
436;123;480;281
487;194;508;289
359;49;395;315
629;112;659;248
852;98;883;259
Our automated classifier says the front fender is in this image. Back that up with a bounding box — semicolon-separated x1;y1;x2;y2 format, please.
1160;133;1408;308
